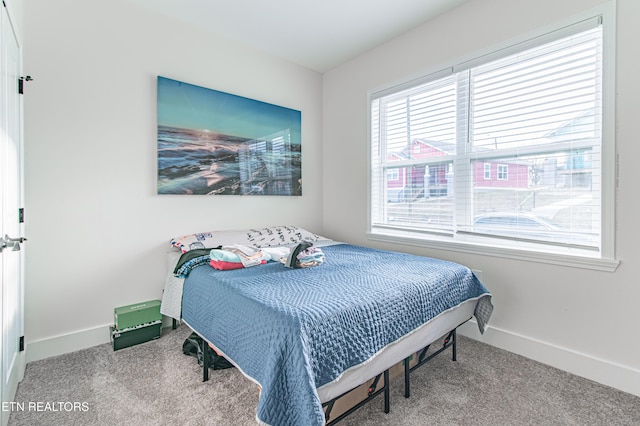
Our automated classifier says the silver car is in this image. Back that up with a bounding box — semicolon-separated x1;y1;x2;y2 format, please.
473;212;597;247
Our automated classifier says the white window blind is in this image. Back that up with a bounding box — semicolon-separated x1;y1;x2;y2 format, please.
370;19;607;259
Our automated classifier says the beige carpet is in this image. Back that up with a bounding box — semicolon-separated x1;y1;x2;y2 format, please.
9;324;640;426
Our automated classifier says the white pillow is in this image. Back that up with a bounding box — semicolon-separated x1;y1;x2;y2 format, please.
159;250;184;321
170;225;326;252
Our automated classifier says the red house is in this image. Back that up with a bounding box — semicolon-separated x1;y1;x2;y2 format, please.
386;139;528;201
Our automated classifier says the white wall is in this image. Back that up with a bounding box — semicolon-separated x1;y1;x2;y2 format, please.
22;0;323;358
323;0;640;397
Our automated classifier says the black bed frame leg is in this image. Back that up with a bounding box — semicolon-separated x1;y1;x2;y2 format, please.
172;318;177;330
402;328;459;403
383;369;390;414
323;368;392;425
404;356;411;398
452;329;457;362
202;339;210;382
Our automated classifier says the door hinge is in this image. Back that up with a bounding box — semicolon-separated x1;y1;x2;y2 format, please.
18;75;33;95
19;208;24;223
19;336;24;352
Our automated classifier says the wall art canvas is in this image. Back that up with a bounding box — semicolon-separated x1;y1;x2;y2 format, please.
157;76;302;195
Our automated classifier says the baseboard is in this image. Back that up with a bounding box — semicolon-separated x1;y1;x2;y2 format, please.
25;317;178;363
25;324;112;363
458;321;640;398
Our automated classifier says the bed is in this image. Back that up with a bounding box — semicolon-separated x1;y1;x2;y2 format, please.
160;226;493;426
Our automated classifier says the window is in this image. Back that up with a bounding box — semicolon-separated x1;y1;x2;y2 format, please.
497;165;508;181
483;163;491;180
369;13;617;269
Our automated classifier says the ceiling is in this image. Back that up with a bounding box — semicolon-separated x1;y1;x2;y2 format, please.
130;0;469;73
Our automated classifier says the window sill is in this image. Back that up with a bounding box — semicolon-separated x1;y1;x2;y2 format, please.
367;230;620;272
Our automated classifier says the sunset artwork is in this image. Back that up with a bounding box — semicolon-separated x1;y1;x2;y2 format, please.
157;76;302;195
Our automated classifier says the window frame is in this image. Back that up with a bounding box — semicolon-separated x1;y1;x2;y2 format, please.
367;4;618;272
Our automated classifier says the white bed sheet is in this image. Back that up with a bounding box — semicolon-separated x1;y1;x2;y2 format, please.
160;250;183;321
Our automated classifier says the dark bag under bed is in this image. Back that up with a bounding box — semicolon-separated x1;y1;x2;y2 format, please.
182;332;234;370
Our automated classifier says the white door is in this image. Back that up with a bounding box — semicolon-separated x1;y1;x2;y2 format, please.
0;4;25;425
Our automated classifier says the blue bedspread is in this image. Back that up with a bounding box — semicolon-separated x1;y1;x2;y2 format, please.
181;243;492;426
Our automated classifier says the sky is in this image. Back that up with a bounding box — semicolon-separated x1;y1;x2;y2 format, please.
157;76;301;143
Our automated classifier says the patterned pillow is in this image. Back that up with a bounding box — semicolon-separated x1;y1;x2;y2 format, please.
170;225;326;253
